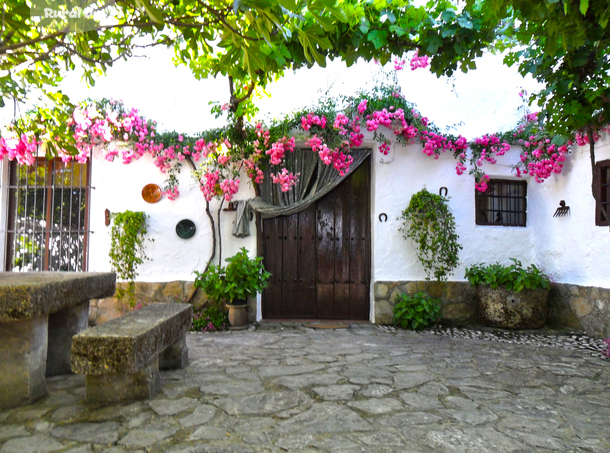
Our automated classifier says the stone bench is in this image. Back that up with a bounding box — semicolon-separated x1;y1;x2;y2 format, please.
71;303;192;404
0;272;116;409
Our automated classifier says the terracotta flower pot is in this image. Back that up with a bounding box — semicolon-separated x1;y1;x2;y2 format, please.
226;300;248;327
478;285;549;329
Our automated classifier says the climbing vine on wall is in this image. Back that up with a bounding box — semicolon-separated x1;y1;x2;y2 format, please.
399;189;462;282
109;210;152;307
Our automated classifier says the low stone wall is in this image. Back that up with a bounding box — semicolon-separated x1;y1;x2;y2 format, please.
374;280;610;339
89;281;207;325
547;283;610;339
374;281;478;326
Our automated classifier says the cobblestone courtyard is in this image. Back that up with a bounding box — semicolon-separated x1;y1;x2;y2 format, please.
1;323;609;453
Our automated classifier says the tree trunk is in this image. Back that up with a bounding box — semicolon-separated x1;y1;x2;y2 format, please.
586;125;609;228
217;199;224;266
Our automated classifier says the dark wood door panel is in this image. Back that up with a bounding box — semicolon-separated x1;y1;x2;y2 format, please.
297;206;316;318
262;156;370;320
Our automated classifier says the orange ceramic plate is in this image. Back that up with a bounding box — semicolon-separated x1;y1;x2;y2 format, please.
142;184;162;203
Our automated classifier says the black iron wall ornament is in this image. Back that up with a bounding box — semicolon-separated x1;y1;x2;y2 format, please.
553;200;570;217
379;213;388;222
439;187;448;197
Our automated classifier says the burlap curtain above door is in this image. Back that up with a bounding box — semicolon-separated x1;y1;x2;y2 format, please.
232;149;371;237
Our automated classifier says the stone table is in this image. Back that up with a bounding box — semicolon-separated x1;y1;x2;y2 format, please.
0;272;115;409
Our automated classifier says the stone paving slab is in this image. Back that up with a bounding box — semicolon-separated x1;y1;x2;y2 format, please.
1;323;609;453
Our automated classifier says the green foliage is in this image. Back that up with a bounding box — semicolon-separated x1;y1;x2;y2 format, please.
464;258;551;293
191;306;228;332
393;291;442;330
194;247;271;304
399;190;462;282
3;0;499;147
109;211;152;307
475;0;610;137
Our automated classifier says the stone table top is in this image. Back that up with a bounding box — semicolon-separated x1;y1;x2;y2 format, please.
0;272;116;323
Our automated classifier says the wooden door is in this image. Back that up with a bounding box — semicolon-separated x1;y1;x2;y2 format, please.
262;157;370;320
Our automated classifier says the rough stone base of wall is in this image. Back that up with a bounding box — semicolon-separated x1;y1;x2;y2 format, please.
89;281;208;325
375;280;610;339
547;283;610;339
374;281;478;326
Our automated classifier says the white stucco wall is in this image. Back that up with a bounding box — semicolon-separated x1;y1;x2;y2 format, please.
87;148;257;282
371;131;610;289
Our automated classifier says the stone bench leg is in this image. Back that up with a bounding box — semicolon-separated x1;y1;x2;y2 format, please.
85;356;160;404
159;334;188;370
47;300;90;376
0;315;49;409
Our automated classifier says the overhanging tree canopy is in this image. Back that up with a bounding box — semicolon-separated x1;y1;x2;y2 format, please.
1;0;497;140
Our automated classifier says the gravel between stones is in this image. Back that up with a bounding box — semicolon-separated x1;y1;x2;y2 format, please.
416;325;607;359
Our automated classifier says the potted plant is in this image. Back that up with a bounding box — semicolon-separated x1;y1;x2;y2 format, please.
464;259;551;329
194;248;271;327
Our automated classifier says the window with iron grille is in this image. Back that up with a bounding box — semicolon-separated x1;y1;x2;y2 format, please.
595;159;610;226
5;158;91;272
475;179;527;227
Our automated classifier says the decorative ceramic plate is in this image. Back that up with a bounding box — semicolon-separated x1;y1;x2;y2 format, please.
176;219;196;239
142;184;162;203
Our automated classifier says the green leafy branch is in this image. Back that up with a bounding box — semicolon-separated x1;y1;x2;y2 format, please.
399;189;462;282
109;210;153;307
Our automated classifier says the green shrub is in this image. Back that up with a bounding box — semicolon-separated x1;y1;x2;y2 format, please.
464;258;550;293
393;291;442;330
191;306;228;332
194;247;271;304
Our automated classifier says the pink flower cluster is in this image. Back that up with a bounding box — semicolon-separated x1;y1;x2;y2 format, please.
200;170;220;201
410;50;430;71
219;178;240;201
518;140;568;183
266;136;296;165
455;158;467;176
349;117;364;147
305;135;354;176
74;104;155;165
475;175;490;192
164;186;180;201
575;130;600;146
393;58;406;71
0;135;38;165
421;131;468;159
458;134;511;190
472;134;510;166
301;113;327;131
357;100;368;115
271;168;299;192
379;141;391;155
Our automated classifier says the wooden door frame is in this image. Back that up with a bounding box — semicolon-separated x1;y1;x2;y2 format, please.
257;155;372;320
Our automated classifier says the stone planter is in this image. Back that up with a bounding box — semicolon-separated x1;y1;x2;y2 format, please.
226;301;248;327
478;285;549;329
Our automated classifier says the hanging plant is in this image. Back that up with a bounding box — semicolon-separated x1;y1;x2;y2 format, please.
399;189;462;282
109;210;152;307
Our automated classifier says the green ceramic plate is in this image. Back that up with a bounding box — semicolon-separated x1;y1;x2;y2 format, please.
175;219;196;239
